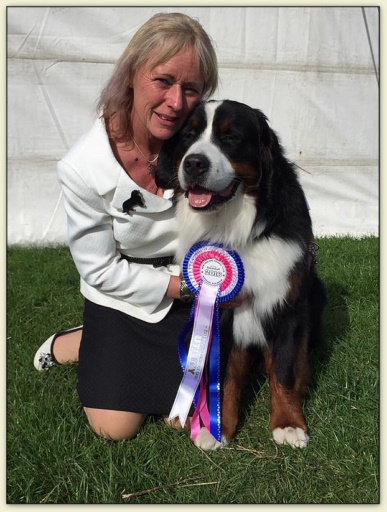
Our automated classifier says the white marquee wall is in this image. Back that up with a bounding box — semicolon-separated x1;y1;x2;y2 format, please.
7;6;379;245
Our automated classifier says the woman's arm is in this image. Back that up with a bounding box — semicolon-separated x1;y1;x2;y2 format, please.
58;160;176;314
165;274;181;300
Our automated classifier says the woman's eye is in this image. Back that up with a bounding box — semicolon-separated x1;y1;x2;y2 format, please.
184;86;200;96
155;77;171;86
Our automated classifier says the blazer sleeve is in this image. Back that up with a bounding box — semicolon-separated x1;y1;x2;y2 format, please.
57;160;172;314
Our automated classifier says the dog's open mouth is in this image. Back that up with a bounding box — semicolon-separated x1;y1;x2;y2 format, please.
185;181;239;210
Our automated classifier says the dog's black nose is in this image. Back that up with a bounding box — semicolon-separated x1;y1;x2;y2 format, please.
183;154;210;176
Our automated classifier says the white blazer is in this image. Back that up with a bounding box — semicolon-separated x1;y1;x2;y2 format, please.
57;116;181;323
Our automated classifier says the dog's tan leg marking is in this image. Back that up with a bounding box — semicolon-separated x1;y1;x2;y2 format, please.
264;336;310;448
221;347;251;443
193;347;251;451
163;416;192;430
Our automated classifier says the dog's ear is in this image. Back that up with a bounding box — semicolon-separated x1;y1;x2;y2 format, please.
252;109;283;179
253;109;281;157
154;134;180;189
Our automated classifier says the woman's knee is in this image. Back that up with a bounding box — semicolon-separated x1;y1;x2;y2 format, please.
84;407;147;441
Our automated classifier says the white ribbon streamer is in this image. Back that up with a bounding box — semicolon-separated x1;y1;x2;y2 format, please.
168;282;219;427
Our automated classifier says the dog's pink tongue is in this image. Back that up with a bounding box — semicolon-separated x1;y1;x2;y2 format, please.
188;186;213;208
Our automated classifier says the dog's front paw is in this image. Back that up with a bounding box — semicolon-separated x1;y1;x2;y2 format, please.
193;427;229;451
272;427;309;448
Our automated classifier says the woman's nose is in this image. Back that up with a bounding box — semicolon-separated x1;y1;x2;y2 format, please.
166;84;183;111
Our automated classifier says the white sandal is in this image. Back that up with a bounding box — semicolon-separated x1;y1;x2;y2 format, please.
33;326;83;371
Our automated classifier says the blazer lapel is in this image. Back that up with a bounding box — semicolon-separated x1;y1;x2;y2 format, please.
111;170;174;214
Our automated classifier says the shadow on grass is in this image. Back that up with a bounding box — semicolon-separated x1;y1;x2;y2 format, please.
308;280;350;389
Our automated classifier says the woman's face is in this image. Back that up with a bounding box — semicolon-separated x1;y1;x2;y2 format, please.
131;45;204;143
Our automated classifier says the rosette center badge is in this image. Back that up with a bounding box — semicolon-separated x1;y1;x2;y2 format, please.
201;259;226;286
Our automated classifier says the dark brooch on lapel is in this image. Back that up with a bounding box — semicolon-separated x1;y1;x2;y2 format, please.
122;190;145;215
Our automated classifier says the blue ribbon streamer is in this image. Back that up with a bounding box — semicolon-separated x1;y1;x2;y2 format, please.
208;293;221;441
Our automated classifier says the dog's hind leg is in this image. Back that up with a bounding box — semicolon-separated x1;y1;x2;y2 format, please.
193;346;251;450
264;330;310;448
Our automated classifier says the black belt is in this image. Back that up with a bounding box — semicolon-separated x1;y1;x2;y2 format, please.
120;253;174;268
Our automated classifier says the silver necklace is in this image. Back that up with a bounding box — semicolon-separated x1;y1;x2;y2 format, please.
130;134;159;174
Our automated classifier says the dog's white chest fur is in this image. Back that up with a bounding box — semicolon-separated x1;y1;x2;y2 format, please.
175;193;303;348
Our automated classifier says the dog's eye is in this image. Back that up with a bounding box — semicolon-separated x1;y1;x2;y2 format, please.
183;130;197;143
221;134;240;143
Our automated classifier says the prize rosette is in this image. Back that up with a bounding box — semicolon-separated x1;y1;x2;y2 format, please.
169;241;245;443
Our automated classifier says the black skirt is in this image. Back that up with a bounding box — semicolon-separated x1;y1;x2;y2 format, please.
77;298;234;415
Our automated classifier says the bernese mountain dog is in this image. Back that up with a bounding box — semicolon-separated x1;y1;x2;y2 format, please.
156;99;327;451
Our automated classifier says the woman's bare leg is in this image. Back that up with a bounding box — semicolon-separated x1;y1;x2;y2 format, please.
52;328;83;364
84;408;147;441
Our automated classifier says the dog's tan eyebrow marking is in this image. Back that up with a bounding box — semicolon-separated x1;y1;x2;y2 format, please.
190;116;201;129
219;119;231;133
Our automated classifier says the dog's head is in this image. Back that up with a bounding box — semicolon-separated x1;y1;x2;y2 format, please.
155;99;281;213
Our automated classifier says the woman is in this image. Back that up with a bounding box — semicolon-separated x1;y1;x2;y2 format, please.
33;12;236;441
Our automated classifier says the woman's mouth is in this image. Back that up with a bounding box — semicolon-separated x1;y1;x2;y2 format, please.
155;112;179;125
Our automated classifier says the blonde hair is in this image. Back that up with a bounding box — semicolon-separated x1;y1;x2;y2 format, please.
98;12;218;140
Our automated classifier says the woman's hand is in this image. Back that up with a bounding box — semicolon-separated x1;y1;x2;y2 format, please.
167;275;248;307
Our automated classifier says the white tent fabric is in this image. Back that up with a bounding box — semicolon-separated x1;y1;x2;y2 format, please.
7;6;379;245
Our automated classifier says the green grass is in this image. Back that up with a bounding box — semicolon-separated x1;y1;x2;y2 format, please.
7;237;379;504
